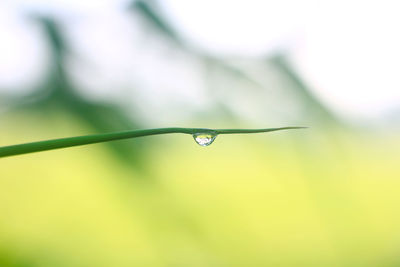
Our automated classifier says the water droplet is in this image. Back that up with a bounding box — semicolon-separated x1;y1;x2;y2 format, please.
193;133;217;147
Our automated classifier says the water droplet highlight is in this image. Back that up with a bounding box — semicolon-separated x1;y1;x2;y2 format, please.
193;133;217;147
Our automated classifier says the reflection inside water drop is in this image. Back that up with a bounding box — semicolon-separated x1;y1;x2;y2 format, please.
193;133;217;147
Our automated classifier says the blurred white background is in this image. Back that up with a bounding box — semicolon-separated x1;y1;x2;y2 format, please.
0;0;399;124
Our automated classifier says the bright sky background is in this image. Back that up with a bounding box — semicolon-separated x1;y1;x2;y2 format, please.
0;0;399;122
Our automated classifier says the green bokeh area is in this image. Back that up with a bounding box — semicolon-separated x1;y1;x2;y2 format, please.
1;115;399;267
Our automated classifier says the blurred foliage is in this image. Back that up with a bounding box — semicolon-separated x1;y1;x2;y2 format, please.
11;17;145;167
131;0;341;126
269;54;340;125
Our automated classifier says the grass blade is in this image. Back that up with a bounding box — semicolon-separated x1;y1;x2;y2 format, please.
0;127;306;158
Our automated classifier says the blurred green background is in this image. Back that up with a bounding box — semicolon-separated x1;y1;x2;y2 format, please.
1;0;399;266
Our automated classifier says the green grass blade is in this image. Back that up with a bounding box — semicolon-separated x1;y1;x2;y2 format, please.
0;127;306;158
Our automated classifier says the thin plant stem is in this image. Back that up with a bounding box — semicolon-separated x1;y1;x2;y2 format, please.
0;127;306;158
